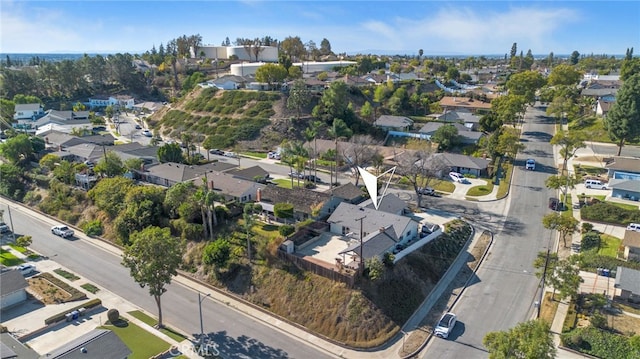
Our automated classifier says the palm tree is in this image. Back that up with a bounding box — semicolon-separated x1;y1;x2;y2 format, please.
326;118;352;189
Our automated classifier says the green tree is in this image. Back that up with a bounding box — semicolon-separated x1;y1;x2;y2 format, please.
52;160;76;185
0;163;24;200
483;320;556;359
552;257;582;301
479;112;503;133
551;130;585;175
396;142;442;208
506;70;546;104
94;151;125;177
491;94;527;126
496;127;525;158
39;153;61;172
542;213;579;248
121;226;184;329
321;81;350;118
570;50;580;65
0;134;33;165
545;174;579;200
0;98;15;124
202;238;231;267
620;57;640;80
157;143;184;163
604;73;640;156
547;64;582;86
164;181;197;219
16;235;32;248
255;63;288;90
431;124;460;150
124;157;144;172
360;101;373;122
533;251;559;283
287;79;311;119
88;177;134;218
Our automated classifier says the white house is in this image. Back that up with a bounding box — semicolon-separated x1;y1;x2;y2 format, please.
0;270;29;309
88;95;136;109
13;103;44;120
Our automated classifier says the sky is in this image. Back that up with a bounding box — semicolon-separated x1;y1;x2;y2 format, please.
1;0;639;56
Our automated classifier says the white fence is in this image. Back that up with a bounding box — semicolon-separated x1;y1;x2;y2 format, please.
393;227;443;263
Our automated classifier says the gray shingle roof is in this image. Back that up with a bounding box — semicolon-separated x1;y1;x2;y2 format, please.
329;183;364;202
361;193;407;214
434;153;491;170
615;266;640;295
623;230;640;249
144;161;237;184
339;225;398;259
327;202;417;240
226;165;269;181
605;157;640;172
259;185;331;216
581;88;618;97
607;179;640;192
0;270;28;295
192;171;265;199
374;115;414;128
14;103;42;112
43;329;131;359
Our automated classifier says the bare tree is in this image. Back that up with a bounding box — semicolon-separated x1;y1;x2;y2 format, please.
395;143;445;208
342;135;381;186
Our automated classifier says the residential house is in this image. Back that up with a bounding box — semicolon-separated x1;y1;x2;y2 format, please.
431;152;491;177
202;75;246;90
604;156;640;178
607;179;640;201
361;193;408;215
439;96;492;114
193;171;265;203
0;332;39;359
42;329;131;359
257;185;335;222
373;115;414;132
0;270;29;309
615;266;640;303
338;225;398;267
329;183;366;205
622;230;640;262
327;202;419;244
436;110;481;130
286;77;326;94
596;99;614;116
111;142;160;167
13;103;44;120
226;165;270;183
581;88;618;102
137;161;237;187
132;101;163;114
334;74;370;87
32;110;90;130
418;122;484;144
88;95;135;110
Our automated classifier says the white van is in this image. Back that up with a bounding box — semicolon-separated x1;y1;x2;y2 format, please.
17;263;35;276
585;179;607;190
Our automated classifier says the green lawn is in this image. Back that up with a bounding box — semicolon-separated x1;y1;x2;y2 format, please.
0;248;24;266
431;179;455;193
607;201;640;211
99;320;172;359
241;151;267;159
568;117;611;143
272;178;295;189
128;310;188;343
561;194;574;218
253;223;280;240
497;163;513;199
466;180;494;197
598;234;622;258
8;245;28;253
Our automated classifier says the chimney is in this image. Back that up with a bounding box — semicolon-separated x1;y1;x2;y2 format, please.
379;227;385;233
256;188;262;202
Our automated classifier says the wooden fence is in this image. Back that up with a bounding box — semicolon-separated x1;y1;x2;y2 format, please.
277;250;357;287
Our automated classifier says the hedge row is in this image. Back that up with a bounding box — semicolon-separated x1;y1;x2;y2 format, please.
38;272;87;302
44;298;102;325
580;202;640;226
561;327;640;359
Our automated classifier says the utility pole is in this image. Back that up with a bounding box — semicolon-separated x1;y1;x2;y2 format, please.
7;205;16;242
356;215;366;274
198;292;211;348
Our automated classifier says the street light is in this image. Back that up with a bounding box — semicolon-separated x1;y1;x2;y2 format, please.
198;292;211;347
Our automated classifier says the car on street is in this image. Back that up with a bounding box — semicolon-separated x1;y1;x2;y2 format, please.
434;312;457;339
0;222;10;234
223;151;238;158
304;174;322;183
525;159;536;170
209;149;224;155
135;124;142;129
268;151;281;160
51;225;74;238
142;129;152;137
627;223;640;232
289;171;305;179
548;197;564;211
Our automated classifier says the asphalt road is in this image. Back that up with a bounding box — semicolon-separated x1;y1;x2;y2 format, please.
422;105;558;358
0;199;330;359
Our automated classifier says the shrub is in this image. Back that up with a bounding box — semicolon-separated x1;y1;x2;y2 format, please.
590;312;607;329
107;308;120;323
38;272;87;302
80;219;103;237
382;252;395;267
581;231;601;251
202;239;231;267
581;202;640;226
366;257;384;281
278;225;295;237
582;222;594;233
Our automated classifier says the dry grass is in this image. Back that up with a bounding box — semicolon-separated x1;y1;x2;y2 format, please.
27;277;73;304
539;292;560;325
609;312;640;335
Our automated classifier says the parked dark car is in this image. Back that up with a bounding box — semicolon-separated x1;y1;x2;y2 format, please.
548;197;564;211
209;149;224;155
305;174;323;183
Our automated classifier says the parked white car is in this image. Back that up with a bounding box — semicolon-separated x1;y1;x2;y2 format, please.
142;129;153;137
434;312;457;339
17;263;36;276
51;225;74;238
525;159;536;171
627;223;640;232
449;172;469;184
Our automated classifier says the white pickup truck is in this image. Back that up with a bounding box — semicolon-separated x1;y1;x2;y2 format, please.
51;225;74;238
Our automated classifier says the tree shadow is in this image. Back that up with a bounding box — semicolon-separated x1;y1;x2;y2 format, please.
522;131;553;142
204;330;290;359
